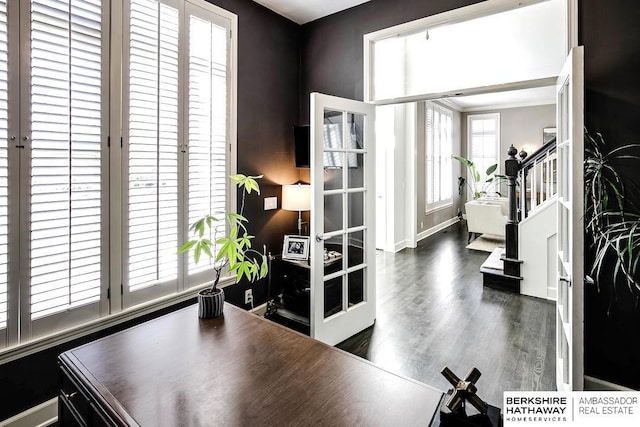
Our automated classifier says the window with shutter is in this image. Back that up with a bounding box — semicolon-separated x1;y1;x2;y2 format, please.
186;9;228;274
467;113;500;194
0;0;7;334
425;102;453;211
27;0;105;329
0;0;235;351
124;0;232;299
126;0;179;294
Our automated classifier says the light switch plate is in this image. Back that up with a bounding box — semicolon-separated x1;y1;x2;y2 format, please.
264;196;277;210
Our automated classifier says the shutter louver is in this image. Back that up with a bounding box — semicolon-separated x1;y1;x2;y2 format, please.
425;102;453;208
442;114;452;201
29;0;103;320
187;14;227;272
127;0;179;290
426;105;434;205
469;116;498;185
0;0;8;330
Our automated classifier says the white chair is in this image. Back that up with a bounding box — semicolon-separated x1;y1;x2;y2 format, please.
464;197;508;242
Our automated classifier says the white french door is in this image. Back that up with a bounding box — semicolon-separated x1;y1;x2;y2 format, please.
555;46;584;391
310;93;376;346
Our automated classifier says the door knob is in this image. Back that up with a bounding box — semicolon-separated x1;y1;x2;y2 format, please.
316;233;327;242
559;276;571;286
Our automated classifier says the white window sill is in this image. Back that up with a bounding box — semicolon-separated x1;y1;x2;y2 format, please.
0;277;235;366
425;201;453;215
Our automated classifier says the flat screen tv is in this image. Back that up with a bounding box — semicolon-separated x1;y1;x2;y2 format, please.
294;125;310;168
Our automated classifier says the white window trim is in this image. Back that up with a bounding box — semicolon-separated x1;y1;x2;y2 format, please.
466;113;501;199
466;112;501;169
113;0;238;312
425;102;453;213
425;201;453;215
0;0;238;358
0;278;234;365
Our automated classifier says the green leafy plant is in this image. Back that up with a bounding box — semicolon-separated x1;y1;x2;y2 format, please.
585;129;640;300
453;156;505;199
178;174;268;293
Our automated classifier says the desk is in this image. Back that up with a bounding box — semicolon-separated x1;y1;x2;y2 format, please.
58;303;444;426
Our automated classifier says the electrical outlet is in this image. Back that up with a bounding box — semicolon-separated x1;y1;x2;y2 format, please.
264;197;277;210
244;289;253;304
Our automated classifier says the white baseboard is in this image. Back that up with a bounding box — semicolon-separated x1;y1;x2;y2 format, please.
387;217;459;253
391;239;408;253
0;398;57;427
584;375;636;391
417;217;459;243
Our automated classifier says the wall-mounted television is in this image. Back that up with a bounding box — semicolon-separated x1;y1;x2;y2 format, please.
293;125;310;168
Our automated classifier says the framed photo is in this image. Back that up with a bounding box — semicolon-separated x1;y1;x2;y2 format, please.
282;235;310;261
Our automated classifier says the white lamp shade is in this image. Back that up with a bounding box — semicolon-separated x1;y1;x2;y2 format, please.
282;184;310;211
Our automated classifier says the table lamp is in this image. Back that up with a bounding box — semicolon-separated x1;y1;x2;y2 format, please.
282;183;310;235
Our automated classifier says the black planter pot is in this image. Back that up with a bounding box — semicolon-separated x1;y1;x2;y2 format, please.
198;288;224;318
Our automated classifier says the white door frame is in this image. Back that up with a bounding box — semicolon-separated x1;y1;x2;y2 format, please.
555;47;584;391
362;0;582;388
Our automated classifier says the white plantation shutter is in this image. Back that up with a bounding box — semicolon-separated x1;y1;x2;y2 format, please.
0;0;7;333
124;0;232;295
468;114;500;183
0;0;234;346
28;0;104;322
425;102;452;210
187;9;228;273
442;112;452;201
126;0;179;292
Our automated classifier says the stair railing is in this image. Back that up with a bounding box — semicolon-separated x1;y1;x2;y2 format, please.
516;137;558;220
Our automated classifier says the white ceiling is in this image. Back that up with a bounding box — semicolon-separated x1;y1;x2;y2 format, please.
253;0;371;24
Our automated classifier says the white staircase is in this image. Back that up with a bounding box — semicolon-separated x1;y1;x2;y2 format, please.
518;197;558;300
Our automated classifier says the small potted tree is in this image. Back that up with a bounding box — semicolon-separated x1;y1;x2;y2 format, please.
179;174;268;318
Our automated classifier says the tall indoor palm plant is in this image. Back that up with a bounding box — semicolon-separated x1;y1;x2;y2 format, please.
585;129;640;302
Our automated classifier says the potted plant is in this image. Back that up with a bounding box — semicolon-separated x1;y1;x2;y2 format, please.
178;174;268;318
453;156;505;200
584;129;640;309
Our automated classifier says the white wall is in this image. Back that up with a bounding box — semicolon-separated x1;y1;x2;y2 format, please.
519;198;558;300
377;103;418;252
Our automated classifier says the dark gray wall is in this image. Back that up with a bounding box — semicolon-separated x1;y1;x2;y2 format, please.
299;0;484;121
580;0;640;389
206;0;302;309
0;0;301;420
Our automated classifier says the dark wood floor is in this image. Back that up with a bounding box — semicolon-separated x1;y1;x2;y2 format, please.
336;222;556;408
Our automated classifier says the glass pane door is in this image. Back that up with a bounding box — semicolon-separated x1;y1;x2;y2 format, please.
311;93;375;346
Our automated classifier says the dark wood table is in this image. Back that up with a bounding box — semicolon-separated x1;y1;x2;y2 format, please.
59;303;444;426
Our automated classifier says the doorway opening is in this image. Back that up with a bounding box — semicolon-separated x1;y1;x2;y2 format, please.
363;0;582;392
366;0;569;251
